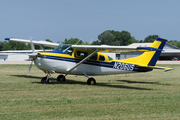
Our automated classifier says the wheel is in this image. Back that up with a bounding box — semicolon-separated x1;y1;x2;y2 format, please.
87;77;96;85
41;77;49;84
57;75;66;81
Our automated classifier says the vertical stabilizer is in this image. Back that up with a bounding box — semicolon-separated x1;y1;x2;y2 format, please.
120;38;167;66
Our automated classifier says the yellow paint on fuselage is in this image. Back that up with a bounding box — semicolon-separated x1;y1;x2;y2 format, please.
118;40;162;66
37;49;113;63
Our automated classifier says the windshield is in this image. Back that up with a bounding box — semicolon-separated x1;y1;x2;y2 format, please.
54;44;73;55
54;44;71;51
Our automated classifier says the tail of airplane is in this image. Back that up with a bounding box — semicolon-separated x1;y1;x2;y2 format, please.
120;38;167;67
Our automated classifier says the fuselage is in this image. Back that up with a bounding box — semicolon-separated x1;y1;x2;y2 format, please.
32;44;152;76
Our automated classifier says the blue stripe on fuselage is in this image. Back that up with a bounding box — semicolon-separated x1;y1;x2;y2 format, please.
40;54;138;71
38;50;68;54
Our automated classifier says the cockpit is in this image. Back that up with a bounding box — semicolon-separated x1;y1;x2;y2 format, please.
54;44;73;55
53;44;113;61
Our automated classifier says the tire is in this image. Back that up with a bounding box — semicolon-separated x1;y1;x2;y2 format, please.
57;75;66;81
87;78;96;85
41;77;49;84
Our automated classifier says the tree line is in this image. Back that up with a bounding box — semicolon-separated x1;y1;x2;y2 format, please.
1;30;179;51
0;39;54;51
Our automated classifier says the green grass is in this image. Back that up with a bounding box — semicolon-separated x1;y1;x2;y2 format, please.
0;64;180;119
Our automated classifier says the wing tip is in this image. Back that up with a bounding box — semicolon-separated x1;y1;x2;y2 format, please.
5;38;10;40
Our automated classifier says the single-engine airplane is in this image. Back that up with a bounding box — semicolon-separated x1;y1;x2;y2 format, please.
5;37;173;85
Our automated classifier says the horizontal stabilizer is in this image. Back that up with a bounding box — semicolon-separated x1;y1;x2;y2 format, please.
139;65;174;72
136;47;163;51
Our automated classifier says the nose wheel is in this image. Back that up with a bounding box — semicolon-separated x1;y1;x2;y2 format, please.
41;72;49;84
41;77;49;84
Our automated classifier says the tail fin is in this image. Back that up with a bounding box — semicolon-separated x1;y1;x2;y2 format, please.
120;38;167;66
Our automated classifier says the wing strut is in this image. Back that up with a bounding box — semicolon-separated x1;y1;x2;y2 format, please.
67;49;99;72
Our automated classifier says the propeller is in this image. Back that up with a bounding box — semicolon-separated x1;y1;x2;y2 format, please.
28;60;33;73
27;37;36;74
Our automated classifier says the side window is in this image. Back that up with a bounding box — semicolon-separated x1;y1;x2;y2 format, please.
89;54;97;60
76;51;88;57
116;53;120;60
99;55;105;61
108;56;113;60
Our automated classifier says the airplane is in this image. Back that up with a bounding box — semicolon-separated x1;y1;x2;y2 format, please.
5;37;173;85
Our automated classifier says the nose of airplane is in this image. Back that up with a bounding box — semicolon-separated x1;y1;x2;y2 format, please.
33;56;55;73
34;58;43;67
29;52;38;59
28;52;44;72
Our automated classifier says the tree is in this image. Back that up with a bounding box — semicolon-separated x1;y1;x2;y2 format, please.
0;41;5;51
2;41;28;51
168;40;180;48
176;41;180;48
44;39;54;50
63;38;84;45
46;39;52;43
98;31;115;45
98;30;132;46
119;30;132;45
138;40;144;43
2;41;12;51
144;35;159;42
130;36;138;43
8;41;27;50
91;40;101;45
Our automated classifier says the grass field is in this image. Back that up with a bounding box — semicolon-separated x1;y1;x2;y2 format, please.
0;64;180;120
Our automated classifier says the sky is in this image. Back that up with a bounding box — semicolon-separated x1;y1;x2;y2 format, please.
0;0;180;43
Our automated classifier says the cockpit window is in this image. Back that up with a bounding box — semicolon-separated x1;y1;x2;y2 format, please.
54;45;71;51
54;45;73;55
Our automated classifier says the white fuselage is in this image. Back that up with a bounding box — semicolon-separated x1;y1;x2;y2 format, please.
34;57;136;76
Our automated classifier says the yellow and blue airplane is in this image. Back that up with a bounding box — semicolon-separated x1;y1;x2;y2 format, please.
5;37;173;85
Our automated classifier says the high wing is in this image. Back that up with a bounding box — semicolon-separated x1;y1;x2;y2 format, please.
5;38;59;48
5;38;161;52
67;44;163;73
71;45;162;53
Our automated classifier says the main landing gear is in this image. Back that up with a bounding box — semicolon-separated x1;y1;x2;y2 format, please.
87;77;96;85
57;75;66;82
41;74;66;84
83;72;96;85
41;73;96;85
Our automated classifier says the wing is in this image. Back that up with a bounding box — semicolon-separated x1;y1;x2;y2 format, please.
5;38;59;48
71;45;163;53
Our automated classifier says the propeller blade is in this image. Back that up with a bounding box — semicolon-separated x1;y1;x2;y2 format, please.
28;60;34;74
30;37;35;53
